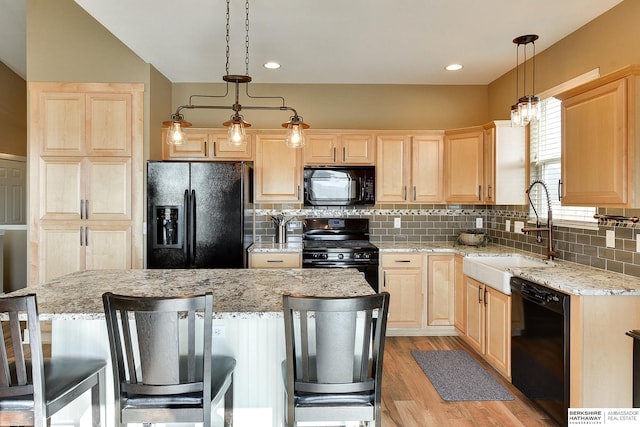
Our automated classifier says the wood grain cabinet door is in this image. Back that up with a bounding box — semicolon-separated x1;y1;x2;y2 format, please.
445;128;484;203
255;135;302;202
411;135;444;203
561;78;627;206
86;92;132;157
376;135;410;202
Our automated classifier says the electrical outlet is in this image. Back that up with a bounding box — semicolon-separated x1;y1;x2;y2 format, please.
505;220;511;232
475;217;483;228
394;217;401;228
142;222;147;235
514;221;525;234
636;234;640;252
606;230;616;248
213;325;225;338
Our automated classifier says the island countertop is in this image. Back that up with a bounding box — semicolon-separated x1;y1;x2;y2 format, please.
5;268;374;320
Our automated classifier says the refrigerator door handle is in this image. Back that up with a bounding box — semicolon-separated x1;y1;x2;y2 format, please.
190;189;197;264
183;189;189;262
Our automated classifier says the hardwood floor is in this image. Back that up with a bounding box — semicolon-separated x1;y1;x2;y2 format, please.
382;336;560;427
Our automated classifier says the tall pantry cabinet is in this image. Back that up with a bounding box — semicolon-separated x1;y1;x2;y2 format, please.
29;83;144;285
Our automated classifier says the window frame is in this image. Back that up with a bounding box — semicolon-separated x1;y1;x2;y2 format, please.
527;69;601;230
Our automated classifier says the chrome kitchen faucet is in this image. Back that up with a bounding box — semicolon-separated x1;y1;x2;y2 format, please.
522;180;557;260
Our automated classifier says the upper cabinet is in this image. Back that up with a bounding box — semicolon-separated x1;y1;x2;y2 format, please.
482;121;527;205
556;66;640;207
304;132;375;165
444;127;484;203
254;134;303;203
376;132;444;203
162;128;253;160
37;90;133;157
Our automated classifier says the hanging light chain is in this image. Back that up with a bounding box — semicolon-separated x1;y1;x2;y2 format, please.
225;0;231;75
245;0;250;76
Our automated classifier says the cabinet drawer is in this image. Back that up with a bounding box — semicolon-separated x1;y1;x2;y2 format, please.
380;253;423;268
249;252;301;268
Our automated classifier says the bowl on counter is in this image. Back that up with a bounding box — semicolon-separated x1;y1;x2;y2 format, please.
457;230;487;246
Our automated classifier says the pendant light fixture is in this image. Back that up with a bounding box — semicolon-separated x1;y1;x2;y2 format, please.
162;0;309;147
511;34;541;127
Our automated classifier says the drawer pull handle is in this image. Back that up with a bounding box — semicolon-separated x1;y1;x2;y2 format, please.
267;260;284;263
394;260;412;263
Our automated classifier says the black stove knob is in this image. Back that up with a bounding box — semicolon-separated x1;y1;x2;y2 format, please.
338;253;344;260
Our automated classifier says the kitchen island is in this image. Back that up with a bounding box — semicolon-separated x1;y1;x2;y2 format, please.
9;268;374;427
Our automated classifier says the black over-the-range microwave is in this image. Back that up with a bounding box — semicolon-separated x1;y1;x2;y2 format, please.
303;166;375;206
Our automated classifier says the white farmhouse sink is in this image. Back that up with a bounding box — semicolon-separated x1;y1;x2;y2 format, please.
462;255;553;294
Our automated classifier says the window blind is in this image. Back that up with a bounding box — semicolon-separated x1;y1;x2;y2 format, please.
529;97;597;224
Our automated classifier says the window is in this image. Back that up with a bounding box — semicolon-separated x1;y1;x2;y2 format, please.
527;70;600;227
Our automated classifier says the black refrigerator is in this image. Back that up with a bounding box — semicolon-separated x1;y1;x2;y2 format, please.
147;161;253;269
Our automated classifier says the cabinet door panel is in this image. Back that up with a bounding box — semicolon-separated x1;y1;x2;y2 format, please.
163;129;208;159
376;136;409;202
86;93;132;156
212;133;253;159
412;135;444;202
561;79;627;205
40;225;84;283
304;134;339;164
85;158;131;220
445;129;483;203
342;134;374;164
427;255;454;326
40;158;82;220
255;135;302;202
382;268;423;328
454;255;465;332
85;225;132;270
464;277;484;353
39;93;85;156
485;288;511;377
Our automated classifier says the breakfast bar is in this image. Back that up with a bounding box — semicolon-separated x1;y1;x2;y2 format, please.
9;268;374;427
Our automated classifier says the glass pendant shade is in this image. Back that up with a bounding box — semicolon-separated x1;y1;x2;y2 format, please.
282;116;309;148
223;114;250;146
164;122;190;145
517;96;541;125
510;105;521;127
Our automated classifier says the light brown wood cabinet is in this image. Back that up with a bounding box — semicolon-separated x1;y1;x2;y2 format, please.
380;252;456;333
376;132;444;203
162;128;253;160
463;275;511;378
29;82;144;285
254;134;303;202
304;132;374;165
427;255;455;326
556;66;640;207
249;252;301;268
454;254;465;333
482;121;527;205
444;127;484;203
380;253;424;328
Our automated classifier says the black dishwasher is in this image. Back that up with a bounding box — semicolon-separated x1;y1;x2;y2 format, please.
510;276;570;426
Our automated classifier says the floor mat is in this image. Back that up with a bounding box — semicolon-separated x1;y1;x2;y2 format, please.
411;349;514;401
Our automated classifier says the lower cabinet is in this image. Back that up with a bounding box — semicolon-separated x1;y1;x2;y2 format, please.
249;252;301;268
380;252;455;333
38;223;132;283
463;275;511;378
380;253;424;328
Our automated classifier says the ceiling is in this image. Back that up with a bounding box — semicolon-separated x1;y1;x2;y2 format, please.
1;0;624;85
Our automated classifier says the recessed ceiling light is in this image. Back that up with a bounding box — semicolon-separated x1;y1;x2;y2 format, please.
446;64;463;71
264;62;281;69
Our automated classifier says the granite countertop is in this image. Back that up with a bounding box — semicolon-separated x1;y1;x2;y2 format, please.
247;242;303;253
247;240;640;296
5;268;374;320
376;242;640;296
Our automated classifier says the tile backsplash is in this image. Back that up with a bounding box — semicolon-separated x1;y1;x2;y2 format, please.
254;203;640;278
